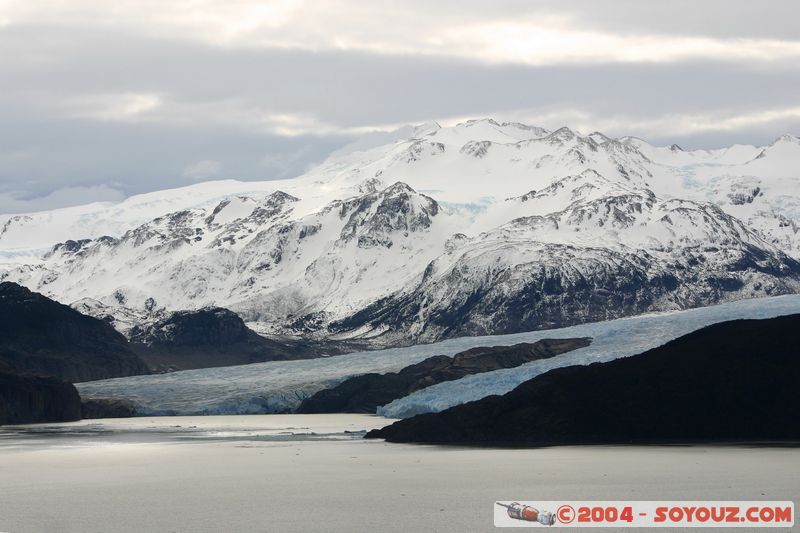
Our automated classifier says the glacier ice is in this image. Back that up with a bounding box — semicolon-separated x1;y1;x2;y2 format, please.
77;294;800;417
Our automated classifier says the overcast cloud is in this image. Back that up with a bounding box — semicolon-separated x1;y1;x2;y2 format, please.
0;0;798;213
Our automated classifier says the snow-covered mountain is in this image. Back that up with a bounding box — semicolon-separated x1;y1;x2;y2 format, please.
2;119;800;345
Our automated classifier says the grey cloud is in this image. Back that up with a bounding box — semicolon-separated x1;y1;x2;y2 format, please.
537;0;800;40
0;117;346;207
4;26;799;126
0;8;799;213
447;0;800;40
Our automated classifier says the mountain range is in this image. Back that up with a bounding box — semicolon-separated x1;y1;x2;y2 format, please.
2;119;799;346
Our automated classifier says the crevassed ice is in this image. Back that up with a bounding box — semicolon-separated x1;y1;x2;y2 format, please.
77;295;800;417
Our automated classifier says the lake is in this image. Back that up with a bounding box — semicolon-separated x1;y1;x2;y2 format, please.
1;415;797;532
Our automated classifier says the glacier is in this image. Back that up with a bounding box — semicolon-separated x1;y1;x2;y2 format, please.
77;294;800;417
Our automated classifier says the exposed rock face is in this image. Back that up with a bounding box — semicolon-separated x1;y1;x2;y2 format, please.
0;372;81;425
81;398;137;419
129;307;319;372
334;181;439;249
366;314;800;445
131;307;260;349
0;282;149;382
297;338;591;414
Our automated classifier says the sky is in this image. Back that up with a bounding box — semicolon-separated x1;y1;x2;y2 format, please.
1;0;799;213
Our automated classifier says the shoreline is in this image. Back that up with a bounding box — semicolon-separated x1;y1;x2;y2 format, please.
4;414;800;450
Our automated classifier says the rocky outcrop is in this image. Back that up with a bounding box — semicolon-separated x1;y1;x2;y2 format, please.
0;282;149;382
332;181;439;249
297;338;591;413
81;398;137;419
0;371;81;425
367;314;800;445
129;307;319;372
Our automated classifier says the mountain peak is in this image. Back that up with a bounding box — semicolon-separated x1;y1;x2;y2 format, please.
546;126;577;143
413;121;441;137
776;133;799;144
266;190;300;203
456;118;501;128
588;131;612;144
383;181;417;195
336;181;439;249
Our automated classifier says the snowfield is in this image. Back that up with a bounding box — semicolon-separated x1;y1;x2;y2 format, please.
77;294;800;417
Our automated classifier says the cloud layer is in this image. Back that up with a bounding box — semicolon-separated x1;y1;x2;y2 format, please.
0;0;798;212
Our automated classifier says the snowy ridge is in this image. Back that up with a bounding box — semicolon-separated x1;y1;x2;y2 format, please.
1;120;800;343
76;295;800;416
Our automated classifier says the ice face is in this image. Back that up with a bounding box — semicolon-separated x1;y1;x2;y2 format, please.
77;295;800;417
